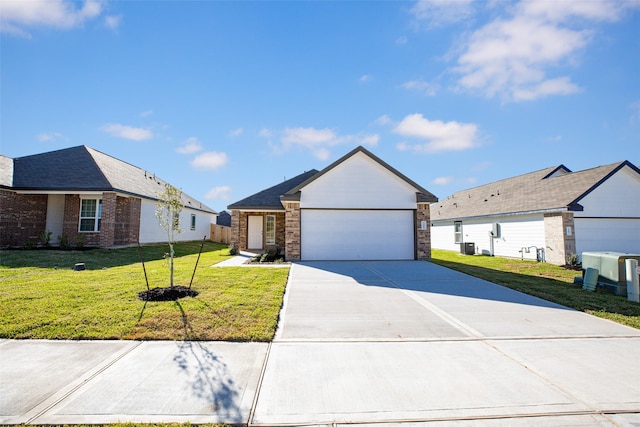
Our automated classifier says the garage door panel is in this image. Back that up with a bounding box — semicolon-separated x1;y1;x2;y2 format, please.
301;210;414;260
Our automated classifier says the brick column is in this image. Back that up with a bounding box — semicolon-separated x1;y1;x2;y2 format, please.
62;194;80;243
544;212;576;265
99;192;117;248
129;197;141;244
285;202;301;261
230;210;240;252
416;203;431;261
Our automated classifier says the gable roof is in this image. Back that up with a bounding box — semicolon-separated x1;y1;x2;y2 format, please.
5;145;216;214
432;160;639;221
281;145;438;203
227;169;319;210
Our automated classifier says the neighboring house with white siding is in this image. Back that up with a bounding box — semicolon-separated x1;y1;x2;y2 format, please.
0;146;217;248
430;161;640;264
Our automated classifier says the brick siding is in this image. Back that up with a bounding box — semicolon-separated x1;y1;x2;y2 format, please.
544;212;576;265
416;203;432;260
0;189;47;247
229;210;286;254
284;202;301;261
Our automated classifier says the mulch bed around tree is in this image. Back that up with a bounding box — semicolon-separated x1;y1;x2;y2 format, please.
137;286;199;302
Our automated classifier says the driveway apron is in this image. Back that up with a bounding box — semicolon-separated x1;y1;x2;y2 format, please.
252;261;640;426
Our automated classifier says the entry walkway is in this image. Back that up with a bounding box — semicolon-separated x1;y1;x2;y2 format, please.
2;261;640;425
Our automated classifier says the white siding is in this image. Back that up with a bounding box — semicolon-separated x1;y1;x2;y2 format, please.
431;214;545;260
575;166;640;217
575;218;640;255
574;166;640;256
300;152;418;209
139;199;215;244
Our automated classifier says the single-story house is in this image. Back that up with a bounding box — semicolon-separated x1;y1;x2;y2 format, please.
0;145;217;248
227;146;438;261
430;160;640;264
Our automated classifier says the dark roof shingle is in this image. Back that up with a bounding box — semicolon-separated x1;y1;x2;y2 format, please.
227;170;319;210
431;161;638;221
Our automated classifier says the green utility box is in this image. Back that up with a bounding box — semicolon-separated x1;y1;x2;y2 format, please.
582;252;640;296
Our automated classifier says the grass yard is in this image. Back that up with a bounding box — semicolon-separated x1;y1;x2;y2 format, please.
0;242;289;341
431;249;640;330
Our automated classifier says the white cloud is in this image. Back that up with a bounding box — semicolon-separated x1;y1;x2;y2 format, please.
402;79;439;96
140;109;153;118
228;128;243;137
410;0;475;28
191;151;228;170
205;185;232;201
433;176;453;185
393;113;478;152
280;126;379;160
396;36;408;45
37;132;66;142
359;74;374;83
258;128;272;138
104;14;121;30
100;123;153;141
176;137;203;154
451;0;639;102
1;0;103;37
374;115;393;126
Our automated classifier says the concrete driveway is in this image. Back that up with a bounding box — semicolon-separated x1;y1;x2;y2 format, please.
2;260;640;426
252;261;640;425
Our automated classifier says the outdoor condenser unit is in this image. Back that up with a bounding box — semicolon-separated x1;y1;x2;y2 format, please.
582;252;640;296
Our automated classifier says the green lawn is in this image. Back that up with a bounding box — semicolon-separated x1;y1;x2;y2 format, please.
0;242;289;341
431;249;640;329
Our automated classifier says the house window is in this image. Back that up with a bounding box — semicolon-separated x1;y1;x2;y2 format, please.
454;221;463;244
79;199;102;232
265;215;276;245
191;214;196;231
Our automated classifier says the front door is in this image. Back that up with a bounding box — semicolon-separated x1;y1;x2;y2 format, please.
248;215;263;250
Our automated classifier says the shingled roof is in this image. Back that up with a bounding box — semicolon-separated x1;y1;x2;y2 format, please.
5;145;216;214
227;169;319;210
432;160;639;221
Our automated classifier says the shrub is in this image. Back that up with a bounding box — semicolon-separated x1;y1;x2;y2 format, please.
39;230;52;248
58;234;72;250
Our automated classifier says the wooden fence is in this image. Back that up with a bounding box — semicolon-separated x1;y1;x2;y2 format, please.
210;224;231;244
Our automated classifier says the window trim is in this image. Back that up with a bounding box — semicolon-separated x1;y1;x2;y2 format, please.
190;214;196;231
79;198;102;233
454;221;463;244
265;214;276;246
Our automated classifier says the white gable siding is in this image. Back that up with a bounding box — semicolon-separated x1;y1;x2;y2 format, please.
575;218;640;255
431;214;545;260
575;167;640;217
573;166;640;256
139;199;215;244
300;152;417;209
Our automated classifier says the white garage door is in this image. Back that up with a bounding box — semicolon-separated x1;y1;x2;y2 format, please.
301;209;415;260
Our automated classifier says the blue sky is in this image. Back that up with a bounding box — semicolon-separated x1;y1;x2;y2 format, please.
2;0;639;213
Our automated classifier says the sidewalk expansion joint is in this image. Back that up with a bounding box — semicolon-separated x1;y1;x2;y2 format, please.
26;341;144;424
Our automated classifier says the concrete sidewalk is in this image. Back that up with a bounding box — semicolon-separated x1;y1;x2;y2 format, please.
2;260;640;426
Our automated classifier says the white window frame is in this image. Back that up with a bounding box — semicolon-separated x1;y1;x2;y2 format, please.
265;214;276;246
454;221;463;244
79;198;102;232
190;214;196;231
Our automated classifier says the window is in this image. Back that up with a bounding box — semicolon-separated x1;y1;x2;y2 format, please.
265;215;276;245
454;221;463;244
79;199;102;232
190;214;196;231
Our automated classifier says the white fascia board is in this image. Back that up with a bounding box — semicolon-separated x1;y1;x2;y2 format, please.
430;207;567;224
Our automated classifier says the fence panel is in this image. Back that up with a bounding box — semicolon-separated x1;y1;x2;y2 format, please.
210;224;231;244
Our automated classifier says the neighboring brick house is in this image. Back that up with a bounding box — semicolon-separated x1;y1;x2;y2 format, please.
228;146;438;261
0;146;217;249
430;161;640;264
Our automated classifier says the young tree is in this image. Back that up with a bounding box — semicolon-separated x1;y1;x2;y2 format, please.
155;183;183;288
